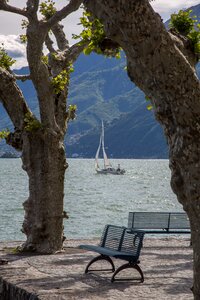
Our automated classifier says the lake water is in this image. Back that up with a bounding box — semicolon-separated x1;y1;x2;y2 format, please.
0;158;183;241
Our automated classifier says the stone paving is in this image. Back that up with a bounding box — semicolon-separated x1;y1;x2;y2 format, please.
0;237;193;299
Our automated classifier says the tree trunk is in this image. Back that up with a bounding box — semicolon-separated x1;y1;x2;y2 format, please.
84;0;200;298
188;212;200;299
21;130;67;254
0;0;85;255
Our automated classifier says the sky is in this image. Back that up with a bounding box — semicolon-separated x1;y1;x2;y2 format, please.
0;0;199;69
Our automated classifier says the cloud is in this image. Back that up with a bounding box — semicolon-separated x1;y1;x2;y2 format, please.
152;0;200;21
0;35;27;69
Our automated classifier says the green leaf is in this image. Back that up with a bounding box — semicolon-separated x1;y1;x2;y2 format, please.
0;129;10;140
0;44;16;69
74;10;121;59
147;104;153;111
83;47;92;55
39;0;56;20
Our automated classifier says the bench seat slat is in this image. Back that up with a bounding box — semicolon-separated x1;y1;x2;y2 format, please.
79;244;139;262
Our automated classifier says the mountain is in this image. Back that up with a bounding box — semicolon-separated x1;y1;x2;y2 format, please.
65;52;168;158
0;4;200;158
66;4;200;158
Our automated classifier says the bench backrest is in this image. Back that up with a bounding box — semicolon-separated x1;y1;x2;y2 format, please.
128;212;190;230
99;224;144;259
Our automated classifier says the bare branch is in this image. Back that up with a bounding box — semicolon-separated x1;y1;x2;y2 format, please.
0;67;30;130
0;0;28;17
46;0;82;29
45;34;56;53
52;23;69;51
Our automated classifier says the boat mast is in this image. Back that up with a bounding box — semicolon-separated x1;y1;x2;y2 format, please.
101;121;110;169
95;130;102;170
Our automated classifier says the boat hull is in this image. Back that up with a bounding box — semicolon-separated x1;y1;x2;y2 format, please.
96;168;125;175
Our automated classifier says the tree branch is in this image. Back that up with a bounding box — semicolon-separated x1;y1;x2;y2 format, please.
26;0;39;15
45;34;56;53
45;0;82;29
0;67;30;130
67;41;87;63
25;15;59;132
0;0;28;17
51;23;69;51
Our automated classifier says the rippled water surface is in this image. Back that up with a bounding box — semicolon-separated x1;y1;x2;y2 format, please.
0;158;182;240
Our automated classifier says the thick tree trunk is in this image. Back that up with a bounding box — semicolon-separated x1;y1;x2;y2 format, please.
189;215;200;298
0;0;84;255
84;0;200;298
21;130;67;253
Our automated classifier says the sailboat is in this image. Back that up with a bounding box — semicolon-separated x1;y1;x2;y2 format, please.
95;121;125;175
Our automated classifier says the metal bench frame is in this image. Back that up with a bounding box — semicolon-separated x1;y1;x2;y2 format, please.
79;224;145;282
128;212;190;234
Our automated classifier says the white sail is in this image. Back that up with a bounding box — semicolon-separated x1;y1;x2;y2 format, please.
95;120;125;175
95;132;102;170
101;121;110;169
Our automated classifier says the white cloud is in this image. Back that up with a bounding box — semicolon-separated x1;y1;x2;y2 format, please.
151;0;200;21
0;35;27;69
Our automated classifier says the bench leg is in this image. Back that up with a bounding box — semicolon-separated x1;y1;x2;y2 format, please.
85;254;115;273
111;262;144;283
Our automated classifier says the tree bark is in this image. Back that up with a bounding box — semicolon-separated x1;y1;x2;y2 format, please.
84;0;200;298
21;130;67;253
0;68;67;253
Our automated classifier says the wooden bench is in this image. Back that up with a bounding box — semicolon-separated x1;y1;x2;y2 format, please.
79;224;145;282
128;212;190;234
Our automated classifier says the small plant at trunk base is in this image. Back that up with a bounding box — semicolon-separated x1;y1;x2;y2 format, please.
73;11;121;58
170;10;200;55
24;113;42;132
0;45;16;69
10;246;23;254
